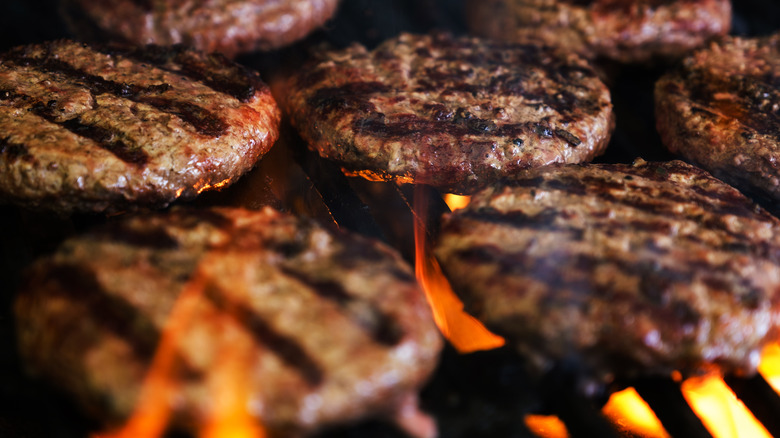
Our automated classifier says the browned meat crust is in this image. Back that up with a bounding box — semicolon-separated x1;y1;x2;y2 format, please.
656;33;780;211
467;0;731;63
15;207;442;437
283;33;614;194
64;0;341;58
435;160;780;382
0;40;281;213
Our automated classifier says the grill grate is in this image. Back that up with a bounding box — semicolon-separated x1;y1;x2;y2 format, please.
293;121;780;438
1;0;779;437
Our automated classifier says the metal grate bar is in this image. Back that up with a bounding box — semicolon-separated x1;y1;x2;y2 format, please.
725;373;780;437
634;377;713;438
288;132;386;240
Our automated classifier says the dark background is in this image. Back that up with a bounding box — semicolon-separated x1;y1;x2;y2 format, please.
0;1;779;437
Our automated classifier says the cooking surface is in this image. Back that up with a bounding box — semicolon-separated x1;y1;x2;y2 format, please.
1;1;780;437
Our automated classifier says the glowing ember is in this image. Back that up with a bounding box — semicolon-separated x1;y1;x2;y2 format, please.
681;376;770;438
524;415;569;438
412;186;504;353
95;255;264;438
197;178;233;194
602;387;668;438
442;194;471;211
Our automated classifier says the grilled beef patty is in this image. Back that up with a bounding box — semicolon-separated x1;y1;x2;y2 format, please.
63;0;341;58
283;33;614;194
0;40;281;213
656;33;780;212
15;207;442;438
435;160;780;382
467;0;731;63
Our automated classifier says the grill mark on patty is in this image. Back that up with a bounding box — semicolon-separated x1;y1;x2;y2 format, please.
104;45;263;102
560;0;681;12
134;96;226;137
453;244;762;307
91;222;180;250
0;88;150;166
38;103;150;167
684;70;780;142
279;267;404;346
425;38;600;83
451;206;773;260
171;209;234;231
42;263;160;360
2;52;229;137
203;284;324;386
352;113;582;147
453;207;585;239
308;82;391;115
60;117;151;166
507;169;760;221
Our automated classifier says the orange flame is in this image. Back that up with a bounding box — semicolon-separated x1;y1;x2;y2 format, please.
525;415;570;438
681;376;770;438
759;342;780;393
528;343;780;438
442;194;471;211
413;186;504;353
95;255;265;438
201;318;265;438
603;387;669;438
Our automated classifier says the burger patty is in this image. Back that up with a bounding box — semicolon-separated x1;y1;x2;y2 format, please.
656;33;780;212
466;0;731;63
283;33;614;194
14;206;442;438
435;160;780;382
0;40;281;213
63;0;341;58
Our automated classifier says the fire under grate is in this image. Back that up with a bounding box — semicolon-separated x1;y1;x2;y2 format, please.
1;0;780;437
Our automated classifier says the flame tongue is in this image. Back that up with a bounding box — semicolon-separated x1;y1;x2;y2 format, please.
95;253;265;438
413;187;504;353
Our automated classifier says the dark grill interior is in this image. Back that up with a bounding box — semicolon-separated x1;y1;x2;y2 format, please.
1;1;780;437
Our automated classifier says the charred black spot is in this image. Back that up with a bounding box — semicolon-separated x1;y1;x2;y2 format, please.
424;103;453;121
0;136;31;161
534;123;554;137
670;300;701;326
555;129;582;147
740;288;762;310
466;117;497;133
